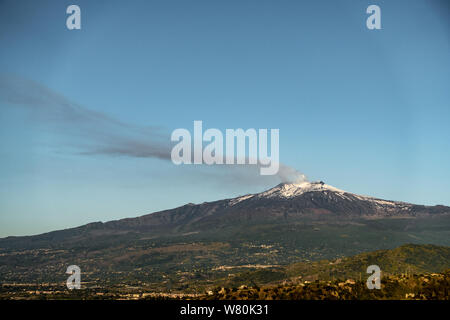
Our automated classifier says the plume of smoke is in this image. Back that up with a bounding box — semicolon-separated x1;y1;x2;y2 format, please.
0;74;307;186
277;164;308;183
0;74;171;160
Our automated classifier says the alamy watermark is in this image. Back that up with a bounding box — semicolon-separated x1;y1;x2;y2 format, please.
66;5;81;30
66;265;81;290
366;5;381;30
171;121;280;175
366;265;381;289
65;4;381;31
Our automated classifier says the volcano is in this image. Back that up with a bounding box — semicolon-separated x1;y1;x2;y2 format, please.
90;181;450;235
2;181;449;244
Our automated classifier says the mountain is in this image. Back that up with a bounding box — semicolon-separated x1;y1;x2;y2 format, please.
4;181;447;245
0;182;449;293
103;181;450;227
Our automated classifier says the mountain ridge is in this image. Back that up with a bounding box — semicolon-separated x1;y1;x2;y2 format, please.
1;181;450;243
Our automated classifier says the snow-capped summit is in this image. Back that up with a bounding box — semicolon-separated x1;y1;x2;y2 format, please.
228;181;349;205
227;180;418;214
258;181;346;199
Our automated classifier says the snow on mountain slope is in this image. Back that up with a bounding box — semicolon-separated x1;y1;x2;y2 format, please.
258;181;345;198
229;181;411;210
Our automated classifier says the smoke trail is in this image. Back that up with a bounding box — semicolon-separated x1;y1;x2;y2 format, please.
0;74;171;160
0;74;307;184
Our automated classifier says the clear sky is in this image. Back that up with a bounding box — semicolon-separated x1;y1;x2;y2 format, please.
0;0;449;237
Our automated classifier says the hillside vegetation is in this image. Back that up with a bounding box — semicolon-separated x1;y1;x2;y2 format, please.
201;271;450;300
205;244;450;292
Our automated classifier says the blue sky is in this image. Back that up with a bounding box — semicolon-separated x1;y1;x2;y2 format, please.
0;0;449;237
